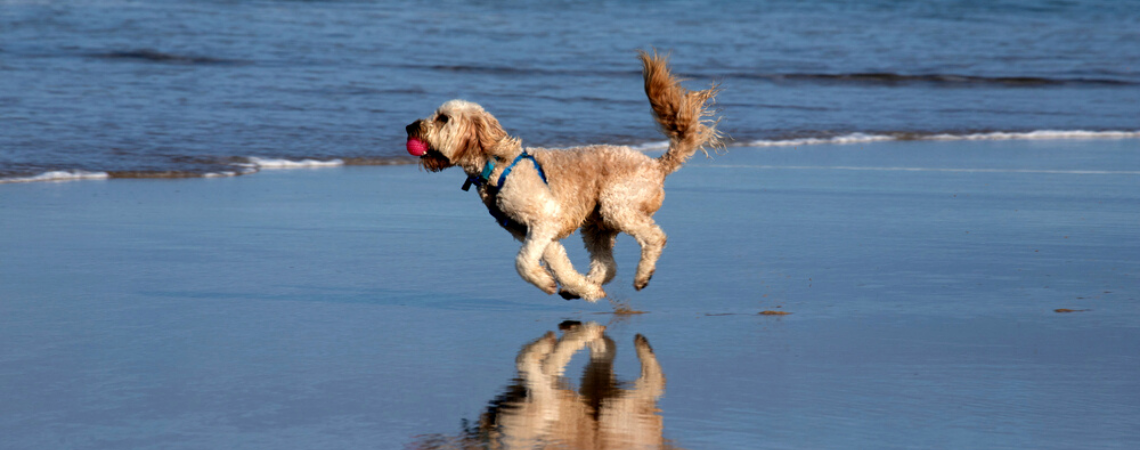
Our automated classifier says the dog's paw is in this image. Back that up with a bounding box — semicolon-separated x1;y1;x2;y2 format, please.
557;284;605;302
633;272;655;291
580;285;606;302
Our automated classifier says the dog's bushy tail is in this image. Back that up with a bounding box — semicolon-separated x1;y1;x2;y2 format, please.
639;50;722;175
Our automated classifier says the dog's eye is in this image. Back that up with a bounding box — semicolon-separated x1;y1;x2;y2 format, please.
436;114;449;125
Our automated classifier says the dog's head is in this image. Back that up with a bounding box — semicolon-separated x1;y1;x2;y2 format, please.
405;100;509;172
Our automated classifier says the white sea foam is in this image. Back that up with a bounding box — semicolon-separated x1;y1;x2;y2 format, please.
746;133;895;147
246;157;345;169
630;140;671;151
744;130;1140;148
0;170;110;184
203;163;261;178
702;164;1140;175
202;171;245;178
0;158;340;185
928;130;1140;141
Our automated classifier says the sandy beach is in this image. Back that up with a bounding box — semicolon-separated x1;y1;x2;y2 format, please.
2;139;1138;449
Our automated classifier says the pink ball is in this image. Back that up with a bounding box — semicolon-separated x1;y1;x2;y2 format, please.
406;137;429;156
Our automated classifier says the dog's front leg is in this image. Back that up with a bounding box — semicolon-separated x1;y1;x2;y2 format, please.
516;227;559;295
543;242;606;302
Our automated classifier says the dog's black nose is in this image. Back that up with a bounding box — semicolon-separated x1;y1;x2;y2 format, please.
405;120;420;136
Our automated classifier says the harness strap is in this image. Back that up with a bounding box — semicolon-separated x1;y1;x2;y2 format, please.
461;159;497;191
461;152;549;227
498;152;547;188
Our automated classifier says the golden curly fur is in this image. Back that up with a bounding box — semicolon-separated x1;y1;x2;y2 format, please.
405;51;721;301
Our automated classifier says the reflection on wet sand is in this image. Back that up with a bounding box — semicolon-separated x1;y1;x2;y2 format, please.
408;321;681;450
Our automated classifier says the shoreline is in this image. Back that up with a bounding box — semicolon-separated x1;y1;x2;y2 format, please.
4;137;1136;316
4;128;1139;184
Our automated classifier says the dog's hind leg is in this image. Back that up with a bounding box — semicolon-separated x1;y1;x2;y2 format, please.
618;216;667;291
581;226;618;286
543;242;606;302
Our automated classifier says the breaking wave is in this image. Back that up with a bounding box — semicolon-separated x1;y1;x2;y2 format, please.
0;156;415;184
630;141;671;151
744;130;1140;148
0;170;111;184
926;130;1140;141
3;131;1136;184
245;157;345;169
629;130;1140;152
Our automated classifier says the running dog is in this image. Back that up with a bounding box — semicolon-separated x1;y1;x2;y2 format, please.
405;51;721;301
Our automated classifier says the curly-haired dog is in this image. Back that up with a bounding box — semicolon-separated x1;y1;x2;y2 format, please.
405;52;721;301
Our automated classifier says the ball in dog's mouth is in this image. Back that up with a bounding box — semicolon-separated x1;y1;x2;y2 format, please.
406;137;429;156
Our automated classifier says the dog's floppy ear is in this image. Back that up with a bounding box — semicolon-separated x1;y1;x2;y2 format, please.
463;112;507;158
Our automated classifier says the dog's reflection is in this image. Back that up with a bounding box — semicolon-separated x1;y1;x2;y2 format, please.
409;321;680;450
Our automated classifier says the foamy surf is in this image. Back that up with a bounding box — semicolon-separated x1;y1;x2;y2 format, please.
744;130;1140;148
3;132;1137;185
202;170;254;178
0;157;415;185
0;170;111;184
929;130;1140;141
746;133;896;147
702;165;1140;175
245;157;345;169
630;141;671;151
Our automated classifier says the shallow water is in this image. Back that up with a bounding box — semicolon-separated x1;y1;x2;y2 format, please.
3;0;1140;179
2;140;1137;449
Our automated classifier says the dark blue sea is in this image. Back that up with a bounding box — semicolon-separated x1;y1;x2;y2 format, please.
2;0;1139;181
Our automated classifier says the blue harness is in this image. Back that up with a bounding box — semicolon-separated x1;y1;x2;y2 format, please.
461;152;548;191
461;152;548;227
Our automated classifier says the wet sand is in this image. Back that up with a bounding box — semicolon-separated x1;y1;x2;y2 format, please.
2;140;1139;449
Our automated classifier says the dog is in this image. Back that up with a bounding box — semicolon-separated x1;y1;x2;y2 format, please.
406;322;678;450
405;51;721;301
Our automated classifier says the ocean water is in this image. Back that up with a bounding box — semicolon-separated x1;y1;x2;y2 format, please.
2;0;1139;181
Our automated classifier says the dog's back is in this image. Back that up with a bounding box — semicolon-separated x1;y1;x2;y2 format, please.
526;145;661;238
